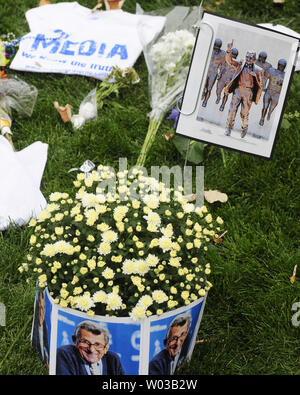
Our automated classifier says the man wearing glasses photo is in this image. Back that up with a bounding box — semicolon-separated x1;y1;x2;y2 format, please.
56;320;125;375
149;313;192;375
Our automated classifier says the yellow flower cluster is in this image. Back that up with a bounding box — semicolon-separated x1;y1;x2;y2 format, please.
21;165;225;320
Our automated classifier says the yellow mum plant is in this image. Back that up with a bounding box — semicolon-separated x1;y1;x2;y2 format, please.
20;165;224;321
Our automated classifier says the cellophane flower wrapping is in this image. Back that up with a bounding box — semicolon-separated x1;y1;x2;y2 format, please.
20;165;225;321
136;5;200;166
0;75;38;117
0;75;38;149
71;88;98;130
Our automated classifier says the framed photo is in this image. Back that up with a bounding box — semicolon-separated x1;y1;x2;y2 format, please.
175;12;300;158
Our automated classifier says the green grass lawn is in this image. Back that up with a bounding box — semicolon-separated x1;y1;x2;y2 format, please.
0;0;299;375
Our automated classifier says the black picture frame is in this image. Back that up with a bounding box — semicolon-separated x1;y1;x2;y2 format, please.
175;11;300;159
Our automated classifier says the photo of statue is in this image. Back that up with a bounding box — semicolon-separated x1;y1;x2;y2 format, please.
259;58;286;126
175;12;298;158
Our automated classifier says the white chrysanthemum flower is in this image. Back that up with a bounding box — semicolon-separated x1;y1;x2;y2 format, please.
49;192;63;202
158;236;172;252
131;275;142;287
95;205;107;215
145;177;160;192
81;193;98;208
106;293;122;310
38;209;51;221
106;192;117;203
159;192;170;203
76;294;95;312
87;259;96;271
55;226;64;236
152;290;168;304
84;209;98;220
95;194;106;204
90;171;100;182
54;240;74;255
173;29;195;48
76;189;88;200
122;259;135;275
134;259;150;276
92;290;107;303
73;286;83;295
137;295;153;309
117;170;126;179
146;254;159;267
168;257;181;268
161;226;173;238
216;216;224;225
130;305;146;321
70;205;81;217
143;194;160;210
144;211;161;226
38;274;47;284
47;203;60;212
182;203;195;214
102;267;115;280
41;243;56;257
147;223;159;233
102;230;118;244
117;185;128;195
205;214;213;223
97;222;110;232
98;242;112;256
113;205;129;221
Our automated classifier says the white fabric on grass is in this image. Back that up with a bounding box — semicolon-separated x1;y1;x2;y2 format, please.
0;136;48;230
10;2;166;80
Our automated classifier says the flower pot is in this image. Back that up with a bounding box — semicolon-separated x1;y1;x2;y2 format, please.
31;288;207;375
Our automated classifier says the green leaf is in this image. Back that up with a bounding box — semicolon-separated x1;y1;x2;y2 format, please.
172;135;205;164
188;140;205;164
281;118;291;130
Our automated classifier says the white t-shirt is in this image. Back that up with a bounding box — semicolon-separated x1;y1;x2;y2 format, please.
10;2;166;80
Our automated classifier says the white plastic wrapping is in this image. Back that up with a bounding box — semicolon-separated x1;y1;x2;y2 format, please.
0;75;38;117
136;4;201;120
71;88;97;129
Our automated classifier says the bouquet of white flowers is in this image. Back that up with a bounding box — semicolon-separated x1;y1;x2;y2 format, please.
19;164;225;321
136;6;200;166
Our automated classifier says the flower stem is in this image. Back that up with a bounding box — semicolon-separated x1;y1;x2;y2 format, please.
96;83;120;110
136;117;162;167
220;148;226;168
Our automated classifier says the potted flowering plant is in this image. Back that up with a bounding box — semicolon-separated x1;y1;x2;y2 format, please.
20;165;225;374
